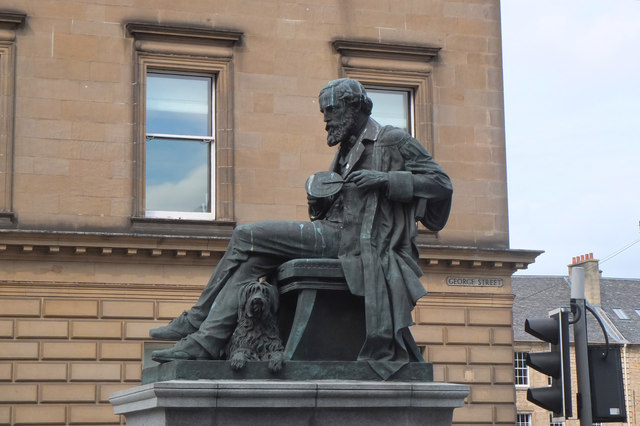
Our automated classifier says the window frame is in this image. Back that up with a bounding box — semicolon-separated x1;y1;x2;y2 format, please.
0;11;26;227
365;86;415;136
514;351;530;387
516;413;532;426
128;23;241;224
143;70;216;220
343;71;433;154
333;40;439;155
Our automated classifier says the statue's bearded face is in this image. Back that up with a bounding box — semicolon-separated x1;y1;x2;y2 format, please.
319;92;359;147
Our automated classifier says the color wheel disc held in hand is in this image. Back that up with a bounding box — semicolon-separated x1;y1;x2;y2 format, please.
305;171;344;198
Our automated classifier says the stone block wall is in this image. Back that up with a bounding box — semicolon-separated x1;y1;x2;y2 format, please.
0;280;197;425
0;0;511;247
0;286;519;425
412;266;517;425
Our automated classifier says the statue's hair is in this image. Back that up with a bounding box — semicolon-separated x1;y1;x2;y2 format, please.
320;78;373;116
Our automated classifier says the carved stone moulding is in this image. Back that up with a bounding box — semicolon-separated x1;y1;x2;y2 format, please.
0;230;540;272
333;39;440;70
417;245;542;273
0;11;26;41
0;229;230;264
125;22;242;58
0;11;26;225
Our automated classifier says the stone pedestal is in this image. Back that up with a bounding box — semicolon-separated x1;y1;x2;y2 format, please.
110;379;469;426
141;360;433;384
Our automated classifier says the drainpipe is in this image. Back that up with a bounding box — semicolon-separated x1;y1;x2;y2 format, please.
622;343;630;425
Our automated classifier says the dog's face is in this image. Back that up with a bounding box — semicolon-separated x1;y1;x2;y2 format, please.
240;281;278;321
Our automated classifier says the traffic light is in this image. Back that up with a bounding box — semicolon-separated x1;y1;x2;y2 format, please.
524;308;572;420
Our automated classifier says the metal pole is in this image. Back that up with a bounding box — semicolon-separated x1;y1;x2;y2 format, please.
571;267;593;425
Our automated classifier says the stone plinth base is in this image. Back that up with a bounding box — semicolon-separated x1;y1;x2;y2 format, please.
110;380;469;426
141;360;433;384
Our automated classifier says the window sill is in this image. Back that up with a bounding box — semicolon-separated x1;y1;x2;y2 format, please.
130;216;235;238
0;211;17;228
144;211;216;221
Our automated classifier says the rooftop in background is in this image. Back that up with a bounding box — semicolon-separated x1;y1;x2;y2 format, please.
512;273;640;344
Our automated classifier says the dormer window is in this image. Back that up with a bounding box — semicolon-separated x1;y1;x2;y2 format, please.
612;308;629;320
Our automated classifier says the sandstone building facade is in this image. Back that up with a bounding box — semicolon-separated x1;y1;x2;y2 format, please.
0;1;538;424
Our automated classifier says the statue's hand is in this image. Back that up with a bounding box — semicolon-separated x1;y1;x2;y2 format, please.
347;170;388;190
307;194;320;207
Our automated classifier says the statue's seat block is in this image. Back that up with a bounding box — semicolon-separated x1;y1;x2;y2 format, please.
273;258;365;361
276;258;346;287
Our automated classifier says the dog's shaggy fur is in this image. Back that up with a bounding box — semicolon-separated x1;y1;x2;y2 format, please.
227;280;285;372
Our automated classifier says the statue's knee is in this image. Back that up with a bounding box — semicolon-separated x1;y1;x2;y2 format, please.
232;224;247;238
231;224;253;243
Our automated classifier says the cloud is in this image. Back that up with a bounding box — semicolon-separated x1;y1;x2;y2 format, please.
146;164;210;213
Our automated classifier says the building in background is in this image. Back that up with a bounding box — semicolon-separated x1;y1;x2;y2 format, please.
0;1;538;424
513;255;640;426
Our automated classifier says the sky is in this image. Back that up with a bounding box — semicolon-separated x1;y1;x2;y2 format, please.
500;0;640;278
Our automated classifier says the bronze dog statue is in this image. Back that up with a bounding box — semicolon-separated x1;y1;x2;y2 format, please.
227;280;285;372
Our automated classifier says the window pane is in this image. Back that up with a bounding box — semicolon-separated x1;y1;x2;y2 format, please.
514;351;529;386
516;413;531;426
612;308;629;319
145;138;210;213
368;88;410;132
146;73;211;136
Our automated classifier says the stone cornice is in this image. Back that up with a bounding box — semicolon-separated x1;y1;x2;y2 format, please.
0;280;204;298
333;39;440;63
0;11;25;42
125;22;242;44
126;22;242;58
0;11;26;27
0;229;230;264
418;292;514;309
0;229;541;271
334;39;440;74
417;244;542;272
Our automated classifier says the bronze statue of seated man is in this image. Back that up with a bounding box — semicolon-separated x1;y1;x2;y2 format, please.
149;78;453;368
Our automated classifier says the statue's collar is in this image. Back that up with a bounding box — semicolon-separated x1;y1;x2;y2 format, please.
334;118;382;177
340;117;381;152
358;117;382;143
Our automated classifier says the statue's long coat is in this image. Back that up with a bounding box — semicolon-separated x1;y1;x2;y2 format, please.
310;118;453;377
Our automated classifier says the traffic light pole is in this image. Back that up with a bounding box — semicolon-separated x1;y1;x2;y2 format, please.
571;266;593;425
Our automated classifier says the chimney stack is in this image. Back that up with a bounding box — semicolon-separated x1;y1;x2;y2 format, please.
568;253;601;305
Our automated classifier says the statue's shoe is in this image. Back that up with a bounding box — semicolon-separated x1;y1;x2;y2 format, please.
149;311;197;340
151;337;211;363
